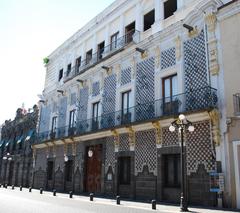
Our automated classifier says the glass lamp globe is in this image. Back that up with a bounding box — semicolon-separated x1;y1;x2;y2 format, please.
169;125;175;132
179;114;186;121
3;156;7;160
8;157;12;161
188;125;195;132
88;149;93;158
64;155;68;162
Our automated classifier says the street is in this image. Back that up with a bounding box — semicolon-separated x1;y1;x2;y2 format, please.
0;187;238;213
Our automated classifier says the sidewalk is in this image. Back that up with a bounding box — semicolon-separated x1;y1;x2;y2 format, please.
3;186;239;213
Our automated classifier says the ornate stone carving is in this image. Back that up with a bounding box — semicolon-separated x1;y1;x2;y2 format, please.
152;121;162;148
154;46;160;68
205;13;216;33
72;142;77;156
126;127;135;151
209;109;221;146
111;130;119;152
175;35;181;61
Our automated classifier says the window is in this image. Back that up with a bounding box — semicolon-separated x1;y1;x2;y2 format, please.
110;32;119;50
51;116;57;132
98;41;105;60
234;93;240;115
92;102;100;130
121;90;131;124
47;161;54;181
58;69;63;81
163;74;177;99
67;64;72;76
144;9;155;31
69;110;76;128
164;0;177;19
125;22;135;43
75;57;81;73
162;75;178;114
65;160;73;182
118;157;131;185
86;49;92;65
163;154;180;187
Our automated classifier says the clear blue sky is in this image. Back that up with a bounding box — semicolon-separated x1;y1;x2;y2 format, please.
0;0;115;125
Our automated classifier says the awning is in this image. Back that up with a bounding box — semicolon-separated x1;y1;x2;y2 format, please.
25;130;34;141
17;136;23;144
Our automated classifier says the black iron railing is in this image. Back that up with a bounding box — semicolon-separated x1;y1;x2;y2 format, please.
233;93;240;116
37;86;217;143
63;29;139;82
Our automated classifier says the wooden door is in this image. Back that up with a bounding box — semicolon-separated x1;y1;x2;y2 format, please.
85;144;102;193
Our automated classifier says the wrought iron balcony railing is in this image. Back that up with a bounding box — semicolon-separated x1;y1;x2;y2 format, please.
37;86;217;143
233;93;240;116
64;29;140;82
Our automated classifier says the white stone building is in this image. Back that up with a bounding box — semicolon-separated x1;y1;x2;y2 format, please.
33;0;235;208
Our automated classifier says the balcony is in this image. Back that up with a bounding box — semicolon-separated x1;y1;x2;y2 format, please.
63;29;140;82
37;86;217;143
233;93;240;116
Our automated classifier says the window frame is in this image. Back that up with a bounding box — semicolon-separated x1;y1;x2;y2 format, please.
69;109;76;128
143;9;155;31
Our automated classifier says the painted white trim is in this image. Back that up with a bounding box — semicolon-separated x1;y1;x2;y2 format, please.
233;140;240;209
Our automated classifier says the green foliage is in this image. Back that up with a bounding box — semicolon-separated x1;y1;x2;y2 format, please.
43;57;49;64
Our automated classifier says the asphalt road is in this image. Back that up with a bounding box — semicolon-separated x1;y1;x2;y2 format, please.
0;188;238;213
0;188;166;213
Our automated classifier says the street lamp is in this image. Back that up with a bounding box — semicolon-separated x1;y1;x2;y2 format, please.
169;114;194;212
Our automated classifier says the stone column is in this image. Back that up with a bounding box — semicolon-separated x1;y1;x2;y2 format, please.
135;2;143;32
119;15;125;37
152;0;164;33
104;24;110;47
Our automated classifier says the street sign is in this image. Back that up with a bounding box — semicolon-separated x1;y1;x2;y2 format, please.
210;172;224;192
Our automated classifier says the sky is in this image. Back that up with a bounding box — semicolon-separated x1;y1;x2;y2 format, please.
0;0;115;125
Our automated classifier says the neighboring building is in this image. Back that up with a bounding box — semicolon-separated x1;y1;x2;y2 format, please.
0;106;38;187
217;0;240;209
33;0;231;207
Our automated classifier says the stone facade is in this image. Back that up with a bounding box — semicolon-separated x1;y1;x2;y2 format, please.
0;105;38;187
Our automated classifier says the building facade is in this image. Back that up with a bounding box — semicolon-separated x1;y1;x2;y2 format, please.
217;0;240;209
33;0;231;207
0;106;38;187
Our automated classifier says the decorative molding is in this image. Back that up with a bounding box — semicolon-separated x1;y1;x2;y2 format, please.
175;35;181;61
209;109;221;146
188;27;198;38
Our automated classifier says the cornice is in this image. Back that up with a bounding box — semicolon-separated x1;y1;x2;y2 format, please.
217;0;240;21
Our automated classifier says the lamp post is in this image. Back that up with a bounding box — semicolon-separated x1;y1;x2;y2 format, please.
2;153;13;186
169;114;194;212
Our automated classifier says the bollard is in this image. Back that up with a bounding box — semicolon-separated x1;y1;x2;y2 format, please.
69;191;73;198
20;186;22;191
53;189;57;196
151;200;156;210
29;187;32;192
5;184;8;188
90;193;94;201
40;188;43;194
12;185;14;190
116;195;120;205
